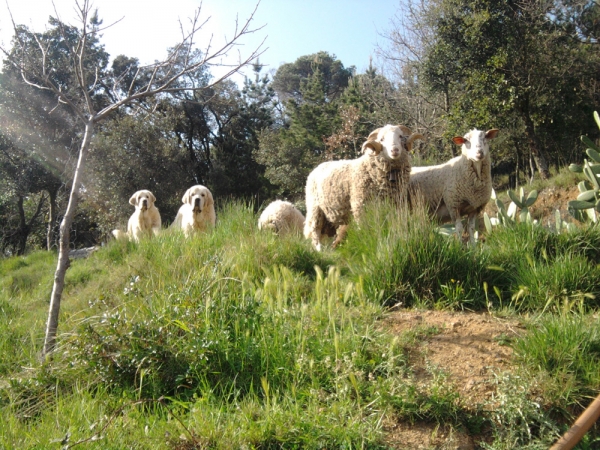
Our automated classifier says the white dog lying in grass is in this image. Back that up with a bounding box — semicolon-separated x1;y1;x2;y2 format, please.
171;185;216;237
112;189;162;242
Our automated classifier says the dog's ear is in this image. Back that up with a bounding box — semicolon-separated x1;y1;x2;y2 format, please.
129;191;139;206
182;188;191;205
204;188;214;207
148;191;156;204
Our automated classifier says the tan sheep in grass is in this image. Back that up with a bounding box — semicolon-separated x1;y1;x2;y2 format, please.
304;124;424;251
258;200;305;235
409;128;499;244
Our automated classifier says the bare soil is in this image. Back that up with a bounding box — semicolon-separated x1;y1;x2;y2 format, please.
381;309;524;449
484;184;580;226
380;185;579;449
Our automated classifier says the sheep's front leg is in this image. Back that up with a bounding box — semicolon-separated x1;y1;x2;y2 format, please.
304;210;323;251
331;225;348;249
467;213;478;245
450;209;464;242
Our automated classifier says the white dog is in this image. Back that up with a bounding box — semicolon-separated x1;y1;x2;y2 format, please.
172;185;216;237
112;190;161;242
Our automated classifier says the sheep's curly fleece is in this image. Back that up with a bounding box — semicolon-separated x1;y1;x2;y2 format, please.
304;124;423;250
258;200;305;235
409;128;499;243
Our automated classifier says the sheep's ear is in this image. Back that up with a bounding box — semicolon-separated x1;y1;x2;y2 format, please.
362;140;382;155
129;192;139;206
367;128;381;141
182;189;191;205
397;125;412;135
486;129;499;140
452;136;467;145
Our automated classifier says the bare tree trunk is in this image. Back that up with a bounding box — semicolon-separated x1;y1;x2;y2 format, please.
15;195;27;256
522;111;550;180
15;193;46;256
529;151;535;184
46;186;59;251
514;143;520;190
43;121;93;358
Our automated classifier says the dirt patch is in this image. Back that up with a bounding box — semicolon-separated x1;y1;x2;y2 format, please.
530;185;580;225
484;185;580;228
381;309;525;449
379;185;581;448
384;421;476;450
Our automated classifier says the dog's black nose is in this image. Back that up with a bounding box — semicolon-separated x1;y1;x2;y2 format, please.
194;198;200;206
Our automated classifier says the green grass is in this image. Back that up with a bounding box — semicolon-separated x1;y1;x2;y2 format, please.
1;194;600;448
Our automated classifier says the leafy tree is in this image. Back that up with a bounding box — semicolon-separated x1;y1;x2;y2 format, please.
0;57;76;252
338;63;422;154
0;135;49;255
256;65;343;197
209;64;277;200
272;51;355;103
549;0;600;44
419;0;600;179
86;113;196;232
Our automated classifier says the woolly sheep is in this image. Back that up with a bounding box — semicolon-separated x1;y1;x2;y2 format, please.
258;200;305;235
408;128;499;244
304;124;424;251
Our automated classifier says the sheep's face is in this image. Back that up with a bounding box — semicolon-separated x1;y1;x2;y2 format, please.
182;185;213;213
454;129;499;162
362;125;408;160
380;126;408;160
129;190;156;211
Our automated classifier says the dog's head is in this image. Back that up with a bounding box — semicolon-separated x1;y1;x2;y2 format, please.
129;190;156;211
182;185;214;213
361;125;424;160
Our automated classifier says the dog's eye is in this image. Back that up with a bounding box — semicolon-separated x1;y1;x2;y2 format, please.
201;194;205;197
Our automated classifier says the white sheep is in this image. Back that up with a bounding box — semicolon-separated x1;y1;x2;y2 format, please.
304;124;424;251
409;128;499;244
258;200;305;235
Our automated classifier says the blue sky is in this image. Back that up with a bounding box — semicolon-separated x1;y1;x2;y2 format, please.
1;0;402;81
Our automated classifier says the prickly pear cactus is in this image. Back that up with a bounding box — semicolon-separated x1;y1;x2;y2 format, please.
568;111;600;224
484;187;538;233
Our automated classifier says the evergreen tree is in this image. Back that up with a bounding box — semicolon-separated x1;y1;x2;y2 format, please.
256;64;345;197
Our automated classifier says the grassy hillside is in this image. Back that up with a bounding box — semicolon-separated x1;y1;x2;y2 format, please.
1;199;599;449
